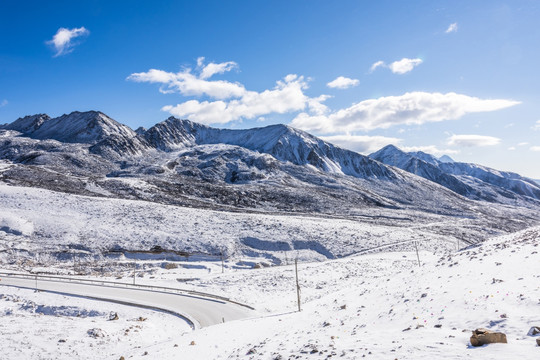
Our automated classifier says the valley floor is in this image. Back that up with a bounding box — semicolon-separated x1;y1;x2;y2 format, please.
1;226;539;359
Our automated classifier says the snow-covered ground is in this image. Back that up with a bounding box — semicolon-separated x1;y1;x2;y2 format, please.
0;182;528;270
0;286;191;359
1;226;539;359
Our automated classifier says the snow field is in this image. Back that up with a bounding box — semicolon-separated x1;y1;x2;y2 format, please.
132;227;540;359
0;183;465;265
1;226;537;359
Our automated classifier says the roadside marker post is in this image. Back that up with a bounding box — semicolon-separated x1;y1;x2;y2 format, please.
414;241;421;267
295;258;301;312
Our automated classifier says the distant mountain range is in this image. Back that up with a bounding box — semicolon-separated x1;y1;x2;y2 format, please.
1;111;539;244
369;145;540;203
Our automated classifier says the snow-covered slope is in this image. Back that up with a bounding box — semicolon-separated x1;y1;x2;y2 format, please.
370;144;540;204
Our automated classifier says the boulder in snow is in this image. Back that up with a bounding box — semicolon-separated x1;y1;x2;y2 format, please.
527;326;540;336
87;328;106;338
470;328;507;347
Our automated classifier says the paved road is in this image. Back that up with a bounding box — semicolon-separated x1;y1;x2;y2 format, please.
0;275;255;329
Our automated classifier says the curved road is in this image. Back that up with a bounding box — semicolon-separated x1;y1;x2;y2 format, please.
0;274;255;329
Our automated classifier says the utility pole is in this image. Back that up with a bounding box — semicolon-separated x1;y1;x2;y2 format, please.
133;261;136;285
414;241;421;267
295;258;301;312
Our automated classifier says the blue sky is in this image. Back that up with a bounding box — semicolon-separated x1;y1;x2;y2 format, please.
1;0;540;177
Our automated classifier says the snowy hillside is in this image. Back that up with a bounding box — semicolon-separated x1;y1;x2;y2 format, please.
0;181;538;271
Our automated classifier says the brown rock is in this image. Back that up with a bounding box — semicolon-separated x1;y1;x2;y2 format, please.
470;328;507;347
536;338;540;346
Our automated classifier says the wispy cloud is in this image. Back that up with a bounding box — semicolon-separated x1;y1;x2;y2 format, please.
319;134;401;154
291;92;520;133
197;57;238;79
532;120;540;131
369;58;423;74
531;146;540;152
326;76;359;89
129;59;330;125
47;27;89;57
0;99;7;108
445;22;458;34
369;60;385;73
447;134;501;147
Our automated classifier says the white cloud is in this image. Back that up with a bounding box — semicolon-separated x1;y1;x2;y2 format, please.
0;99;7;107
447;134;501;147
370;60;385;73
508;147;516;151
319;135;402;154
518;142;529;146
128;67;246;99
388;58;423;74
369;58;423;74
400;145;459;156
531;146;540;152
129;59;331;125
291;91;520;133
445;23;458;33
532;120;540;131
161;75;327;124
326;76;359;89
47;27;89;57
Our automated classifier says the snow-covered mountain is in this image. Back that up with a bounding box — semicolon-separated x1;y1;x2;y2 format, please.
370;144;540;203
91;116;396;180
2;111;135;144
1;111;539;254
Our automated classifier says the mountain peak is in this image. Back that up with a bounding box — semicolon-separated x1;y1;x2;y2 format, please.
5;110;135;144
438;155;455;163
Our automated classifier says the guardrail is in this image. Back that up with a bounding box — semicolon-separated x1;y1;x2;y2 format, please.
0;271;254;310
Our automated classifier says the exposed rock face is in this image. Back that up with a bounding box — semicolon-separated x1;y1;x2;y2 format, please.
470;328;507;346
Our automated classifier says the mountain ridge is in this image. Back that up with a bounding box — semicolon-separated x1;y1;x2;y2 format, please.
2;110;539;212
